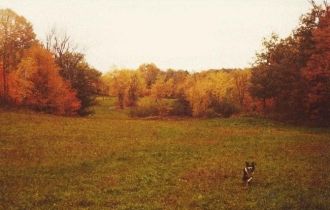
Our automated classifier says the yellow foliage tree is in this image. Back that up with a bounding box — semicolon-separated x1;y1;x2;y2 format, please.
185;71;236;117
103;69;143;108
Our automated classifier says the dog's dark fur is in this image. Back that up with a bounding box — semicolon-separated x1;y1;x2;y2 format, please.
242;161;256;186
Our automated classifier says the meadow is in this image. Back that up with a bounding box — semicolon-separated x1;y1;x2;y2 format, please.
0;98;329;210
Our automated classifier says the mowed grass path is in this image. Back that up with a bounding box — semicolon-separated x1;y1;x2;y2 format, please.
1;98;330;210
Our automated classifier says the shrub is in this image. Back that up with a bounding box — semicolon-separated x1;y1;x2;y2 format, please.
170;98;191;116
210;98;239;118
130;97;191;117
130;97;159;117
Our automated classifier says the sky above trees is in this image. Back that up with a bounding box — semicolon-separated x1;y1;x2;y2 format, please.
0;0;322;72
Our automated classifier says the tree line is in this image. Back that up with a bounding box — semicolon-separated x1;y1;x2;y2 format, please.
0;9;101;115
102;65;252;118
102;3;329;125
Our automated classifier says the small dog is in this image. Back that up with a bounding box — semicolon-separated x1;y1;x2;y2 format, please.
242;161;256;186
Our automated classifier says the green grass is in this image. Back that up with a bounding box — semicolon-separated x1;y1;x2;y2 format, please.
1;97;329;210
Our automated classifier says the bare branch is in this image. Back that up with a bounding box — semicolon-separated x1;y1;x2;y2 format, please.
45;27;78;59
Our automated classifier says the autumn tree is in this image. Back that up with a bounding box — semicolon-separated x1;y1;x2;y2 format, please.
249;34;283;112
7;60;34;104
138;63;160;90
164;69;189;98
125;73;140;107
185;70;237;117
68;58;101;115
249;2;329;123
251;29;314;117
103;70;141;109
9;44;80;114
185;76;213;117
46;29;101;115
303;5;330;124
232;69;251;109
0;9;36;104
151;74;174;99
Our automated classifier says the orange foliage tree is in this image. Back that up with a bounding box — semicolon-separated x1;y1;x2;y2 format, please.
9;44;80;115
0;9;36;103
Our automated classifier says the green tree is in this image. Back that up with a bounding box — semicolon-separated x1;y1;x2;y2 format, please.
249;34;282;112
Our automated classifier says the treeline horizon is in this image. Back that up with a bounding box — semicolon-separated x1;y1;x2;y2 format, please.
1;1;329;126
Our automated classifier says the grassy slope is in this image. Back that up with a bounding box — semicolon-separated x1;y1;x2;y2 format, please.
0;98;329;210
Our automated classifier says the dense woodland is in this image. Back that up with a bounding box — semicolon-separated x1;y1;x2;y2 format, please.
0;9;101;115
0;2;329;125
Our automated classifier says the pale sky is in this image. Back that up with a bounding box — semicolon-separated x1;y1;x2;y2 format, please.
0;0;320;72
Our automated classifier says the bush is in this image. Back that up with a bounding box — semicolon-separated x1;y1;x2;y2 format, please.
130;97;159;117
170;98;191;116
130;97;191;117
211;99;239;118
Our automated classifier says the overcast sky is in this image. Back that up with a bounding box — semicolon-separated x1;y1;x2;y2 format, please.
0;0;320;72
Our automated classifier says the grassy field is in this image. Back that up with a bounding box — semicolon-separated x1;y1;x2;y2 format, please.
0;98;329;210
